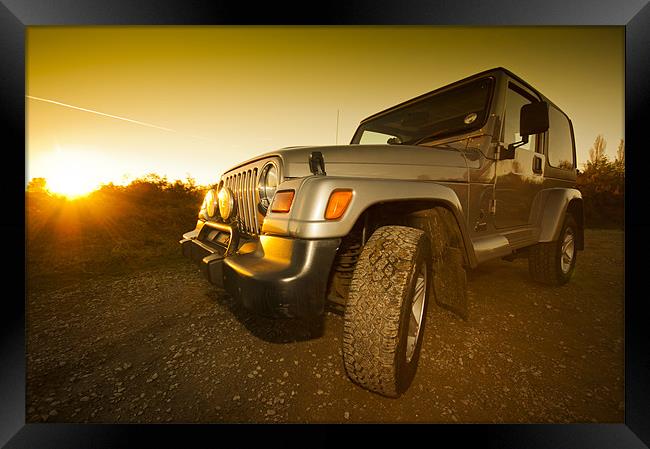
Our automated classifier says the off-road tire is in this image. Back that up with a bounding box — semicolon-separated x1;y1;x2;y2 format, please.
342;225;430;397
529;215;578;286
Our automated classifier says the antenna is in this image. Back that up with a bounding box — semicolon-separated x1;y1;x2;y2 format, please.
336;109;340;145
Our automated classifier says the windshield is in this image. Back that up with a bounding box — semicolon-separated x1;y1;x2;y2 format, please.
351;77;494;146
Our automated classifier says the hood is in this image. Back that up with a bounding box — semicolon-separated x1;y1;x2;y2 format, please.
230;142;470;183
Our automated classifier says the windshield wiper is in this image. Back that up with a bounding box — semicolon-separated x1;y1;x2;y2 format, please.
404;129;450;146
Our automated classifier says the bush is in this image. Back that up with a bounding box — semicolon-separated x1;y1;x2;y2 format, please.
576;156;624;229
26;175;208;285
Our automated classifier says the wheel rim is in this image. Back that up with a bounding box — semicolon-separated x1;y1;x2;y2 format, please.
560;228;575;274
406;265;427;363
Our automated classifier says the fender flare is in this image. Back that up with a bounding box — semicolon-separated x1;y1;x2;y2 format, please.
531;188;584;246
262;176;477;266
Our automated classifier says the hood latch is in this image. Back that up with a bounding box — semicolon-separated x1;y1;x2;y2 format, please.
309;151;327;176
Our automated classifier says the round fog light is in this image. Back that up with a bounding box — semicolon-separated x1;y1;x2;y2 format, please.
218;186;235;220
205;189;217;217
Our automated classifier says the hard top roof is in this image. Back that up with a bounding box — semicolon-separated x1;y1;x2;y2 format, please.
359;67;566;124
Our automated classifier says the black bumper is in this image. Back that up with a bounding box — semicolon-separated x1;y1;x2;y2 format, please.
180;222;340;318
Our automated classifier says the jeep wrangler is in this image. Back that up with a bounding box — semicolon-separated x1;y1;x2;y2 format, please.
180;67;584;397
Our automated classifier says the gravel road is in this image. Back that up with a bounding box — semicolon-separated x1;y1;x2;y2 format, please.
26;229;624;423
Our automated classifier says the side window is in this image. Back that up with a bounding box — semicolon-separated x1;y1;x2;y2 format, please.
548;106;575;170
502;84;538;152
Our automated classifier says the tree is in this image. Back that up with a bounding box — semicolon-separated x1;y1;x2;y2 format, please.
577;135;624;228
615;139;625;168
26;177;48;193
589;134;607;165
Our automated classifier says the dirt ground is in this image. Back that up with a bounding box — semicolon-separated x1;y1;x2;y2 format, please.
26;229;624;423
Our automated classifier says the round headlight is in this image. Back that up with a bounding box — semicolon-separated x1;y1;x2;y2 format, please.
257;163;279;214
218;186;235;221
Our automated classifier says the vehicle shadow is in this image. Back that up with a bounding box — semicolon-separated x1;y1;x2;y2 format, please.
466;258;531;284
207;288;325;343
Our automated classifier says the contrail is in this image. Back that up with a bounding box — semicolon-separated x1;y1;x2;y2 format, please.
27;95;177;132
26;95;218;145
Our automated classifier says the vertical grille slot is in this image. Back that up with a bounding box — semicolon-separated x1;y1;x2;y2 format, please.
237;173;245;231
239;171;247;232
242;170;249;233
251;167;259;233
242;170;252;233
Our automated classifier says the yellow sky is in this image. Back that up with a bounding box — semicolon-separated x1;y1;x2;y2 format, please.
27;26;624;190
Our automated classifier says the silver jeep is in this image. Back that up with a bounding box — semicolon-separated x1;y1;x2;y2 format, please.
180;67;583;397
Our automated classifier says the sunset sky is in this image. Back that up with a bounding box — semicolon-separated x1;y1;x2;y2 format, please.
27;26;624;196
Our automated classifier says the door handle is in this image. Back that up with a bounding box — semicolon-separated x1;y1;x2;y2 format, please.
532;155;543;174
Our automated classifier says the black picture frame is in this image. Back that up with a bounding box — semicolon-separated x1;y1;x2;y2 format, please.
3;1;649;447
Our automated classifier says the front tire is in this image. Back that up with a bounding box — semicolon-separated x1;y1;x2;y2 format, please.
528;215;578;285
342;225;430;397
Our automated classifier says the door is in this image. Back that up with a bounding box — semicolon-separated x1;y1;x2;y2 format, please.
494;83;546;229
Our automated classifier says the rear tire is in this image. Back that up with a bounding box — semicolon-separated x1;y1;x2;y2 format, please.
529;215;578;285
342;225;430;397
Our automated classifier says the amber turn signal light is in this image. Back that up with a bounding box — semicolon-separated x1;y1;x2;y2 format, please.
325;189;353;220
270;190;295;213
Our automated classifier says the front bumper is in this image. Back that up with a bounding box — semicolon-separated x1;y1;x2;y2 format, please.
180;220;340;318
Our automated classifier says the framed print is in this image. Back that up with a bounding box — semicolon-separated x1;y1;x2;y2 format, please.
2;0;649;447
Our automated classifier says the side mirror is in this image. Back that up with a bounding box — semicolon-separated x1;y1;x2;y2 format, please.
499;101;549;161
520;101;549;137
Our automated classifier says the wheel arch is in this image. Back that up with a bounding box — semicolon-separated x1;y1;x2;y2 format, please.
533;188;583;248
357;199;476;267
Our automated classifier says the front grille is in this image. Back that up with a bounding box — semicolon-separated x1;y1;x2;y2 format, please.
223;166;261;235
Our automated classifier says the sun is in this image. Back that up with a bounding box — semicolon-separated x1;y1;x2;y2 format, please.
40;148;110;199
46;173;98;199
